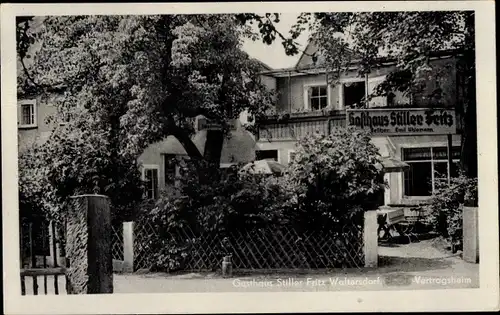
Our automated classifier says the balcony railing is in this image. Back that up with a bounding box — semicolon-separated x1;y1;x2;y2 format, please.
256;110;346;141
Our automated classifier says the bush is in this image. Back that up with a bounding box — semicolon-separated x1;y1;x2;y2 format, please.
142;127;386;271
427;173;478;246
142;159;292;271
284;127;386;230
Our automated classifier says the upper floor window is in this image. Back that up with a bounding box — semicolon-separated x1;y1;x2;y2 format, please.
340;76;389;108
305;85;328;111
18;100;37;128
343;81;366;108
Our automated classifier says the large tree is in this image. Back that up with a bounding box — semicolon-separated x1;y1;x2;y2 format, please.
16;14;276;219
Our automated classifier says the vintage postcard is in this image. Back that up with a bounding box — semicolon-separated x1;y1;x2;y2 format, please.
1;1;498;313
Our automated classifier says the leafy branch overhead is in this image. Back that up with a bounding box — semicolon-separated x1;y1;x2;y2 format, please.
16;14;281;219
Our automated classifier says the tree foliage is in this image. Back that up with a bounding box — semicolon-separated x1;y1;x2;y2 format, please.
17;15;276;219
426;173;478;246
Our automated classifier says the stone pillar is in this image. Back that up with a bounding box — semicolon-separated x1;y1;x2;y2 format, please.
363;210;378;267
122;221;134;273
463;206;479;263
65;194;113;294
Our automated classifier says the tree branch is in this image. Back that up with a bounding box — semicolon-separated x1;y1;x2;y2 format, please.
171;126;203;159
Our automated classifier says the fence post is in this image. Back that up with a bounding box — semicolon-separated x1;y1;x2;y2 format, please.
65;194;113;294
123;221;134;273
463;206;479;263
363;210;378;268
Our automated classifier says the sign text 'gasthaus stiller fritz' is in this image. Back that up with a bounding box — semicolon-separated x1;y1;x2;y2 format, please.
346;108;457;136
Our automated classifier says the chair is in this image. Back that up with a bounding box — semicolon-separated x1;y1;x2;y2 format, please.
377;213;390;240
396;206;427;243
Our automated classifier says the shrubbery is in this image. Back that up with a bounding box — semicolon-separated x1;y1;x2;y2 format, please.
284;127;386;230
143;127;386;271
142;159;292;271
427;173;478;247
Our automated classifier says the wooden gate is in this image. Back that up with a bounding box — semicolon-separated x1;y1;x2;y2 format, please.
20;194;114;295
20;219;66;295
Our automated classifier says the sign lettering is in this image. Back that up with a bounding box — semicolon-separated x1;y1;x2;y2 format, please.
346;108;456;136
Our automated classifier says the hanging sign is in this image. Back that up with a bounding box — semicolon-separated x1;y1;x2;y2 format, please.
346;108;456;136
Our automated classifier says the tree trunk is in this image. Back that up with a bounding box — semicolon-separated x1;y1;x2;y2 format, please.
172;128;203;159
204;130;224;165
200;129;225;184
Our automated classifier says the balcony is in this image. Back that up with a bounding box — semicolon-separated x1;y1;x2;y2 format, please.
256;110;346;141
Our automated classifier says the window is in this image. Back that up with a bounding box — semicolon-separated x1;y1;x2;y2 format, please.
142;166;159;199
343;81;366;108
256;150;278;161
164;154;177;186
402;146;461;197
18;100;37;128
306;85;328;110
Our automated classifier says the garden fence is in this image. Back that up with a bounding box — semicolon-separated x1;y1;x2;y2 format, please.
111;212;378;272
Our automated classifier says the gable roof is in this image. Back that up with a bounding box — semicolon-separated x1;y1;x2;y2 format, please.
294;38;360;70
294;39;319;69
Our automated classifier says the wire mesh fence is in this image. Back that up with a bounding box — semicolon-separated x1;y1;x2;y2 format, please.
111;223;124;261
131;216;365;272
132;218;159;271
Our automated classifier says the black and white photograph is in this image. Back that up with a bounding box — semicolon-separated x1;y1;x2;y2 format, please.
1;2;498;313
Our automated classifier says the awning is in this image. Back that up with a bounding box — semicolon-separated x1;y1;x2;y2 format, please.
379;157;410;173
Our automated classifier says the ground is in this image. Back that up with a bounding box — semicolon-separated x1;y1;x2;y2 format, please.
23;237;479;294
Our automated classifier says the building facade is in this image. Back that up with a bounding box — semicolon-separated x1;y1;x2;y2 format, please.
255;42;464;205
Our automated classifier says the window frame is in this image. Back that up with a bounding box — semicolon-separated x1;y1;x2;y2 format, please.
303;83;330;111
402;146;460;197
338;77;367;109
18;99;37;129
338;76;388;109
141;164;159;200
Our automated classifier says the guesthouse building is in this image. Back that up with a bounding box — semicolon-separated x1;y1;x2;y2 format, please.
254;42;464;205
